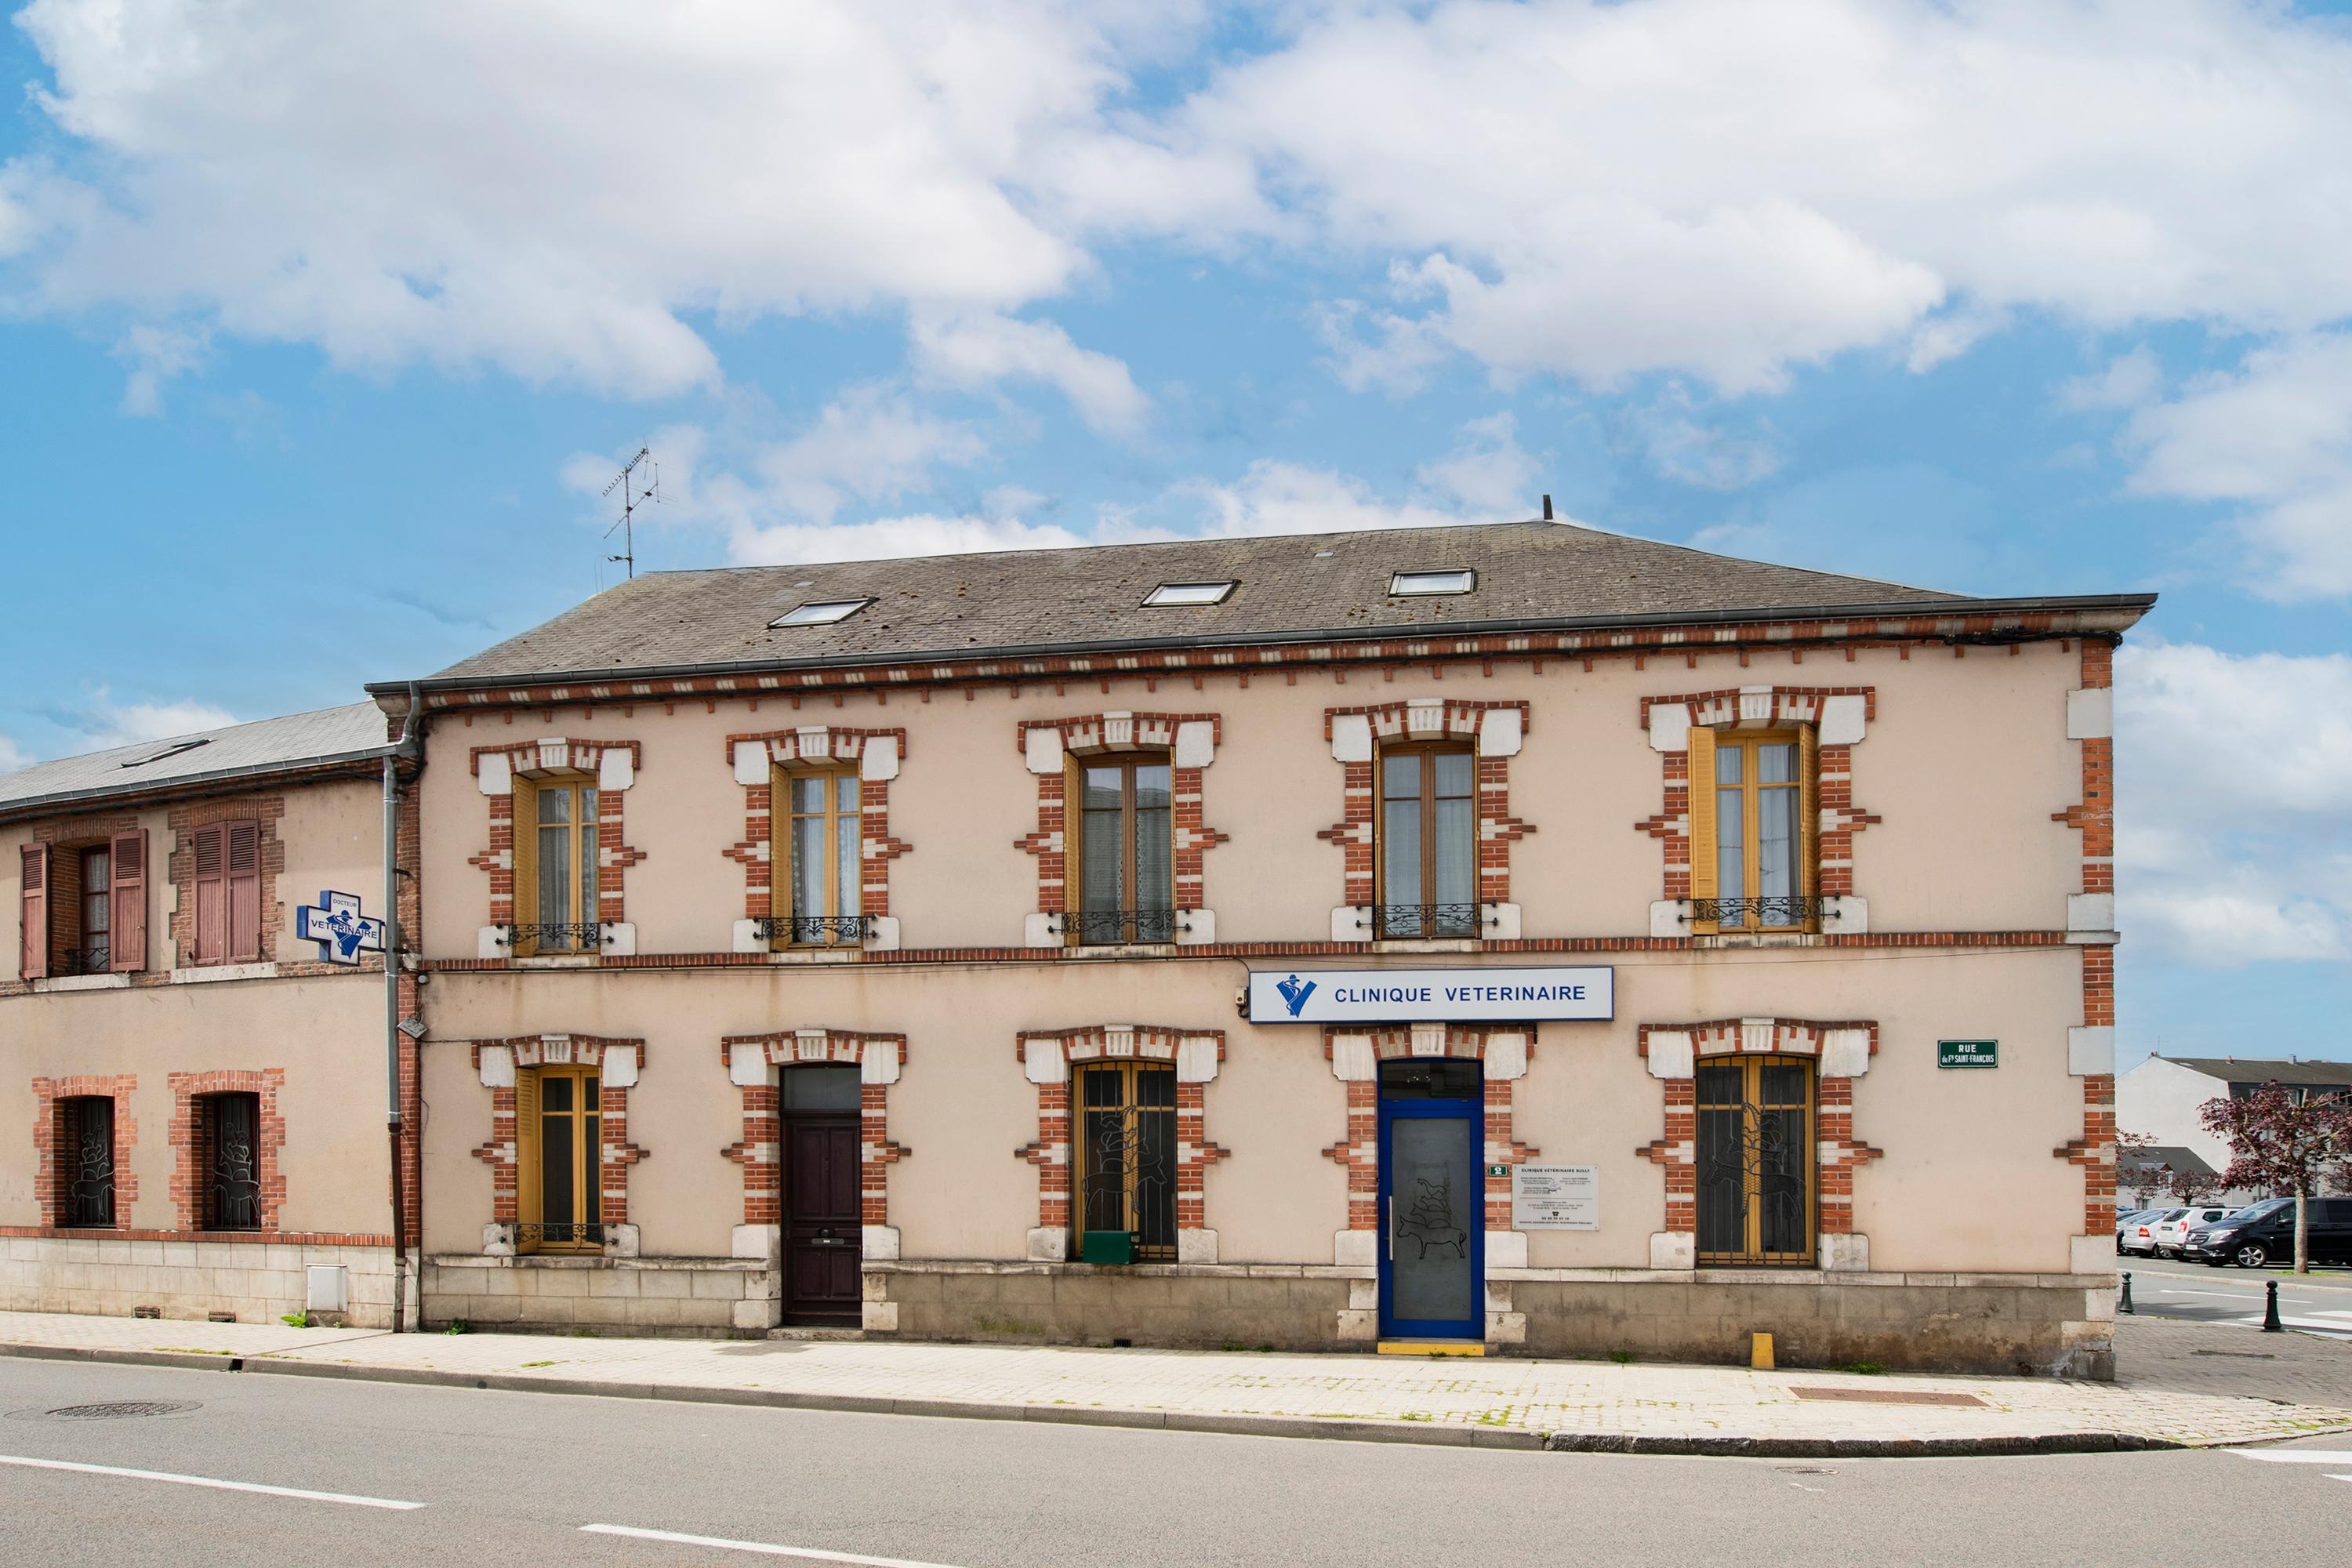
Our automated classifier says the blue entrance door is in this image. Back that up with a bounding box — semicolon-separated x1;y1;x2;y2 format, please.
1377;1078;1484;1341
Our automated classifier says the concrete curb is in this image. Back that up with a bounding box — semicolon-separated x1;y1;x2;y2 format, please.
0;1339;2222;1457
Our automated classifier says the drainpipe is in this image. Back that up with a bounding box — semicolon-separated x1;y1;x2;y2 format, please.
385;684;424;1330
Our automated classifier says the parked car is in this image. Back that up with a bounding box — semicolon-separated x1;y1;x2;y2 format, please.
2115;1208;2163;1251
2149;1205;2235;1258
2120;1209;2181;1258
2186;1197;2352;1269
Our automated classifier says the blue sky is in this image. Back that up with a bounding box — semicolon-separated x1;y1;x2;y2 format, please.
3;2;2349;1061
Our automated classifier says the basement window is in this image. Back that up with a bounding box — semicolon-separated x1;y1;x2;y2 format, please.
769;599;872;628
1389;569;1475;597
1142;581;1236;608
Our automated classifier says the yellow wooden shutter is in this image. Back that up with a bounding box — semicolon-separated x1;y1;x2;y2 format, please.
1686;722;1719;934
509;775;539;957
1798;722;1821;920
1061;755;1083;946
768;764;792;949
514;1069;543;1242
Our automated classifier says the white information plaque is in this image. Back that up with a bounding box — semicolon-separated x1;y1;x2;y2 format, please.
1512;1164;1599;1231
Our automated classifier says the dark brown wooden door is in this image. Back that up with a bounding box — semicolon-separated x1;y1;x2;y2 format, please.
779;1065;863;1323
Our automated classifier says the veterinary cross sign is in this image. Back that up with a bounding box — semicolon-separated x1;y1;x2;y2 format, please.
296;890;386;966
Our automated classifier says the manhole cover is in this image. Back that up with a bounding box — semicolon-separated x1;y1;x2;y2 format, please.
42;1401;201;1420
1789;1387;1986;1408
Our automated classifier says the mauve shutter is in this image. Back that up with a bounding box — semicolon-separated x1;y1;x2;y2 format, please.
226;820;263;963
19;844;48;980
193;824;227;965
109;829;147;973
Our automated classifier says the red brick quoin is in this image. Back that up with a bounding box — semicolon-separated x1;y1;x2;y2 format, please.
1635;1020;1882;1246
31;1075;138;1231
1013;714;1226;924
720;1030;909;1233
167;1069;285;1232
1319;1025;1537;1236
468;1036;647;1229
720;728;913;922
1016;1025;1226;1253
1318;699;1533;913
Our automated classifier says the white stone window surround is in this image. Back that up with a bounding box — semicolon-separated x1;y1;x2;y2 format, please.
723;1027;908;1322
473;1033;644;1261
474;736;641;960
1322;1021;1536;1345
1326;698;1527;944
1018;1024;1225;1264
727;728;906;954
1643;688;1871;939
1639;1017;1878;1274
1021;713;1223;949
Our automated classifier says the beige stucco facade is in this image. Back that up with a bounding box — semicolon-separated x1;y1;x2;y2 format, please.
1;555;2136;1374
2;769;417;1327
400;630;2124;1374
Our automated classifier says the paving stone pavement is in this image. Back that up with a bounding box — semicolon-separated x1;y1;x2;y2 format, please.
2;1308;2350;1450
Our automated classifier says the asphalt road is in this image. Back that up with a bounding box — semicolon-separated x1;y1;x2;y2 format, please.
0;1358;2347;1567
2118;1254;2352;1339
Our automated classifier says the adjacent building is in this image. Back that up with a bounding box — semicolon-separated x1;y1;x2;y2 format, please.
2;705;418;1327
4;520;2152;1375
2117;1054;2352;1205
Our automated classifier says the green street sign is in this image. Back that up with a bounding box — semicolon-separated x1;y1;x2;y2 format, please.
1938;1039;1998;1069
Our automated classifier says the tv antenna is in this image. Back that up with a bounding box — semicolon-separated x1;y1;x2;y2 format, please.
601;446;659;579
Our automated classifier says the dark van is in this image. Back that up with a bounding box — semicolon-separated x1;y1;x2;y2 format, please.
2185;1197;2352;1269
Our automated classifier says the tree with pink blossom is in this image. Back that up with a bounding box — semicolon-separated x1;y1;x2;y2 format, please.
2199;1086;2352;1273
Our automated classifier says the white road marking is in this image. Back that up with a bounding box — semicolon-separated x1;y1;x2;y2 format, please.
2232;1450;2352;1463
0;1452;423;1509
580;1525;964;1566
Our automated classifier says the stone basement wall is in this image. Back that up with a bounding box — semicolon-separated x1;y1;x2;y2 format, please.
424;1254;770;1336
865;1264;2114;1377
1509;1273;2115;1379
0;1236;401;1327
867;1262;1355;1351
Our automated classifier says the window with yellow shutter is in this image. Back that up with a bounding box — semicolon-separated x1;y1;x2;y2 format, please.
1689;727;1820;933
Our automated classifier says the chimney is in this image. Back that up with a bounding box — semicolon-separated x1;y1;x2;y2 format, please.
1541;494;1554;521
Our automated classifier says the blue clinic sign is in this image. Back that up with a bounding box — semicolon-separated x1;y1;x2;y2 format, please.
1247;966;1613;1025
295;889;387;966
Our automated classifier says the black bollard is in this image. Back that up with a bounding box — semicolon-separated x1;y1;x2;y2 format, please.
2119;1272;2133;1315
2263;1278;2282;1333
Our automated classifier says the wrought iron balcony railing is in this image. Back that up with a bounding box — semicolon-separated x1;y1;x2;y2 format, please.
1372;903;1486;939
1066;907;1181;946
1692;895;1822;930
753;914;876;946
515;1221;606;1250
498;922;611;952
60;944;112;976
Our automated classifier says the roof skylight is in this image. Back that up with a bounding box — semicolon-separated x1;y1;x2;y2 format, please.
1389;569;1475;597
1142;581;1237;608
769;599;872;628
119;738;211;769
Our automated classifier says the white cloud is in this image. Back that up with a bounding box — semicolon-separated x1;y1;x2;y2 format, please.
2121;333;2352;597
2115;641;2352;966
1411;412;1541;517
111;321;207;415
909;311;1148;435
78;696;238;751
1168;0;2352;390
20;2;2352;405
728;512;1092;567
0;735;27;775
2062;347;2163;412
1621;385;1781;491
6;1;1162;394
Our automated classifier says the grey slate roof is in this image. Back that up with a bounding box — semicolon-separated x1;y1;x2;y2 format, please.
2118;1146;2218;1178
418;521;2013;688
2158;1057;2352;1089
0;703;390;818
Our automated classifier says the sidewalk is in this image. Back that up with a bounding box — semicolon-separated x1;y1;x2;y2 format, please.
3;1308;2350;1457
